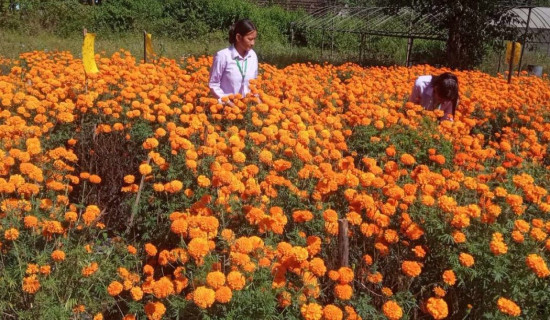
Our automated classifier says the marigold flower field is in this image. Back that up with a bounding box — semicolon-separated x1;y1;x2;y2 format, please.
0;50;549;319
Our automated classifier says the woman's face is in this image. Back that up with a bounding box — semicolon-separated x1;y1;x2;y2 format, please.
236;30;257;52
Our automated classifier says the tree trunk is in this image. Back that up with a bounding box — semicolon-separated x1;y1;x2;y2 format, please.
446;20;462;69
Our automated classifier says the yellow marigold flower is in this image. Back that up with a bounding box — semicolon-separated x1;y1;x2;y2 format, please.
193;286;216;309
144;301;166;320
459;253;475;267
107;281;124;296
51;249;66;262
426;297;448;319
226;271;245;290
497;297;521;317
215;286;233;303
4;228;19;241
323;304;343;320
382;300;403;320
139;163;152;175
124;175;135;184
197;175;211;187
301;303;323;320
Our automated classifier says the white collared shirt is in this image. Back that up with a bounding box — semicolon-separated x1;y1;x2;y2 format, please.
409;75;434;110
209;45;258;100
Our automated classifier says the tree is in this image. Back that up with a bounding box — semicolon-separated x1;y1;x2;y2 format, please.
378;0;525;69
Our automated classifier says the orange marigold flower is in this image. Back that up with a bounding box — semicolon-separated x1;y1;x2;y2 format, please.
382;287;393;297
525;254;550;278
301;303;323;320
89;174;101;184
188;237;210;261
124;175;135;184
4;228;19;241
334;283;353;300
206;271;226;290
459;253;475;267
215;286;233;303
400;153;416;166
130;287;143;301
153;276;175;298
107;281;124;296
323;304;343;320
144;301;166;320
22;275;40;294
24;215;38;228
426;297;448;319
382;300;403;320
51;249;66;262
145;243;158;256
337;267;354;284
497;297;521;317
227;271;246;290
193;286;216;309
442;269;456;286
401;260;422;277
139;163;152;175
127;245;137;254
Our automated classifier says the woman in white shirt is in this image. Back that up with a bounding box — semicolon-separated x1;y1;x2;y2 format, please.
409;72;459;122
209;19;258;104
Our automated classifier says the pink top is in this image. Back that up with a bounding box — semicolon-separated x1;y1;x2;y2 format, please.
209;45;258;101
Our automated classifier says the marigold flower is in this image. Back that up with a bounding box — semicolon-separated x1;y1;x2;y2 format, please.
22;275;40;294
442;269;456;286
89;174;101;184
51;249;66;262
206;271;226;290
323;304;343;320
144;301;166;320
497;297;521;317
425;297;448;319
301;303;323;320
24;215;38;228
193;286;216;309
227;271;245;290
215;286;233;303
382;300;403;320
4;228;19;241
402;260;422;277
139;163;152;175
107;281;124;296
334;283;353;300
145;243;158;256
459;252;475;267
130;287;143;301
525;254;550;278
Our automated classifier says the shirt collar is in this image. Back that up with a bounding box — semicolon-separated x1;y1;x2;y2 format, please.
230;45;251;60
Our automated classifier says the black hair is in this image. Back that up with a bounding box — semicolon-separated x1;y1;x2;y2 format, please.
229;19;257;44
431;72;459;116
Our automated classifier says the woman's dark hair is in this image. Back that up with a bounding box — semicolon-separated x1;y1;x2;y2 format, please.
431;72;459;116
229;19;257;44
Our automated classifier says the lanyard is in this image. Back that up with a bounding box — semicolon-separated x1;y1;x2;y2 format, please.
235;58;248;80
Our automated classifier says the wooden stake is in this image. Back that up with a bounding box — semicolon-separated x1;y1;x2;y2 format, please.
144;30;147;63
338;218;349;267
508;42;516;84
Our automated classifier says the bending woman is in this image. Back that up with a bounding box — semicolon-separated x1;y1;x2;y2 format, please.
409;72;459;122
209;19;258;104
